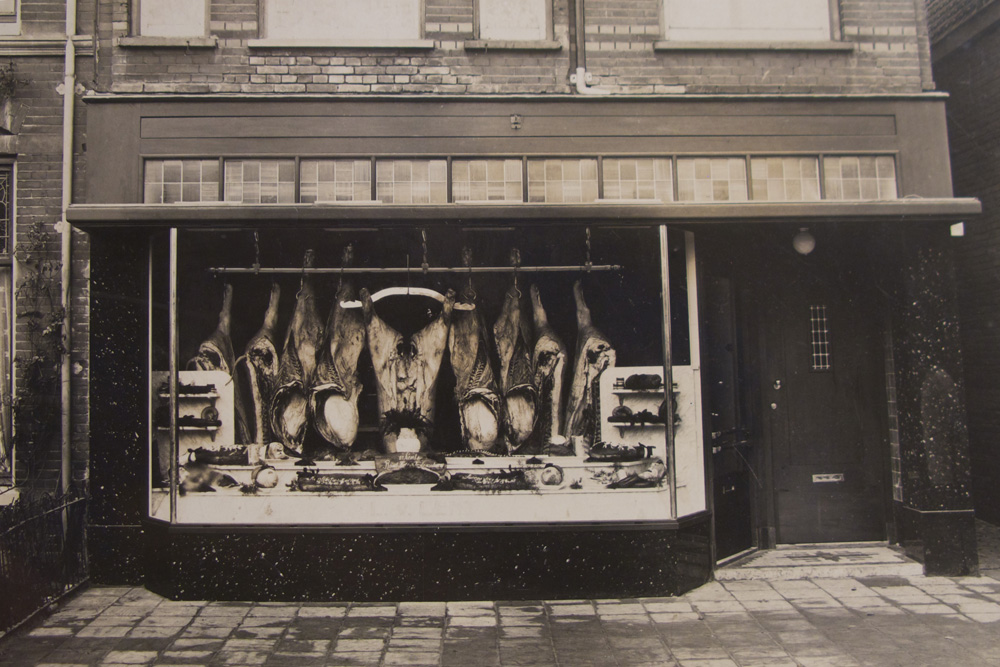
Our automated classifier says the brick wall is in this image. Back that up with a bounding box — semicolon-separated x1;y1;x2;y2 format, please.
107;0;933;95
932;23;1000;523
927;0;996;39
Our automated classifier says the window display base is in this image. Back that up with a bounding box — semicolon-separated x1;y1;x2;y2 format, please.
142;515;712;601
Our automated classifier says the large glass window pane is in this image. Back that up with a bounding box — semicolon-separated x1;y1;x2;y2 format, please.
526;158;599;203
677;158;748;202
823;156;898;201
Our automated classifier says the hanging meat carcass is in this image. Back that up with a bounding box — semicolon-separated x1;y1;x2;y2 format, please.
493;285;537;452
187;283;250;443
566;281;616;453
270;251;324;455
310;281;366;452
234;282;281;445
363;288;455;453
448;288;501;452
529;285;568;449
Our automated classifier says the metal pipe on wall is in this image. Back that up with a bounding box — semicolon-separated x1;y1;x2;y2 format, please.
60;0;79;498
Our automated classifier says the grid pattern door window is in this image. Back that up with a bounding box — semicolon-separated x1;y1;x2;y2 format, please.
663;0;831;42
810;305;831;371
139;0;207;37
265;0;422;41
479;0;548;41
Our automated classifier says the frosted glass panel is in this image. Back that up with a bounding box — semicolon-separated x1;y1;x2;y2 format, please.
141;0;206;37
266;0;421;41
480;0;547;41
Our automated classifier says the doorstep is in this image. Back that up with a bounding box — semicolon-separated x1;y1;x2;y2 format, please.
715;542;924;581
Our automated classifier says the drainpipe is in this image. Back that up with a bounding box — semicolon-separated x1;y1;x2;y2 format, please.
568;0;610;95
59;0;78;498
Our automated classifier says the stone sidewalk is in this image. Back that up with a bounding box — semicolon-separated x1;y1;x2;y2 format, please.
3;572;1000;666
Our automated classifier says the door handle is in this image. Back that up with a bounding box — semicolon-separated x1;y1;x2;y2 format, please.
773;379;782;390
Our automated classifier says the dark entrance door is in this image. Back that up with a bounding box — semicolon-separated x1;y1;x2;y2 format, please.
703;276;756;561
761;259;886;544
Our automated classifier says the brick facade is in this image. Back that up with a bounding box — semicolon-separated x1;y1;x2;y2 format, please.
101;0;932;95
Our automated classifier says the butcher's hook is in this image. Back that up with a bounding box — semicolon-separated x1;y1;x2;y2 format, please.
584;227;593;273
252;230;261;275
510;247;522;298
462;246;476;301
420;229;429;276
339;243;353;289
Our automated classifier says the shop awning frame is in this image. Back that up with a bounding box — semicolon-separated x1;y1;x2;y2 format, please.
67;198;981;229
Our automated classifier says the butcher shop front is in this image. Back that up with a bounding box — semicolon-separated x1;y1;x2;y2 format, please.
71;96;979;600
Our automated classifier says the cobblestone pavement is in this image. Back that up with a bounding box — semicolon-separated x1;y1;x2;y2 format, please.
4;573;1000;666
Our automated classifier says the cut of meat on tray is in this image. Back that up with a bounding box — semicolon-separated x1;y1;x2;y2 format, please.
448;289;501;452
234;282;281;445
270;250;324;455
310;281;366;452
363;287;455;454
530;285;568;450
493;285;538;452
187;283;250;443
566;280;616;453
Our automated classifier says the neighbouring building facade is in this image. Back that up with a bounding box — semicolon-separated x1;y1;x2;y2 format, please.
927;0;1000;528
0;0;982;602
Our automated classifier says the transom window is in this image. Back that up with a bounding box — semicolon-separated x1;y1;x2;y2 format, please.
137;0;207;38
478;0;549;41
662;0;832;42
265;0;422;41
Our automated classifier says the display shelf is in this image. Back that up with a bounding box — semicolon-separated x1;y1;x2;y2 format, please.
158;391;220;399
611;388;664;395
157;425;221;432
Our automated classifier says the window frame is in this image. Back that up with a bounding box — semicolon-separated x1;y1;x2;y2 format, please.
132;0;210;39
659;0;843;47
474;0;553;43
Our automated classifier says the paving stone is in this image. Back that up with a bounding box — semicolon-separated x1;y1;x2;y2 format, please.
382;651;442;665
397;601;445;616
100;650;159;664
211;650;270;665
325;651;382;666
295;605;347;618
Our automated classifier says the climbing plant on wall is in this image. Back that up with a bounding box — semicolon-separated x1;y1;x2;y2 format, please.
11;221;64;486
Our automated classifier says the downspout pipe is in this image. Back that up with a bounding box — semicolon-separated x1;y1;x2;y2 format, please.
59;0;77;498
569;0;610;95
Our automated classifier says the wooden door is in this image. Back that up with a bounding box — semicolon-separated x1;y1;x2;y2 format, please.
763;271;886;544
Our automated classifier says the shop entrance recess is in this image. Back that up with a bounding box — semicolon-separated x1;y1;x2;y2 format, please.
759;245;886;545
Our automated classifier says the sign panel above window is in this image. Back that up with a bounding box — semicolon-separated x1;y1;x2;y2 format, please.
663;0;832;42
265;0;422;41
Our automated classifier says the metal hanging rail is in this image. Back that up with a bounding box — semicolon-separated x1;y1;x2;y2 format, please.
208;264;624;275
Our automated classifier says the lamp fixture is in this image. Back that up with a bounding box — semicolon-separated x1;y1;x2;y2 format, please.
793;227;816;255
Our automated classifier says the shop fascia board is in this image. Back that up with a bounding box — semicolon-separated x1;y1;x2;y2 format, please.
67;199;981;229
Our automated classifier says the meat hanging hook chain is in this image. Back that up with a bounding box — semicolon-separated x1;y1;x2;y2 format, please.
510;247;522;298
462;246;476;301
585;227;593;272
253;230;261;274
420;229;429;275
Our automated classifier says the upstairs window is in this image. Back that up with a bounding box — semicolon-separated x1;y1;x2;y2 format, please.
0;0;16;35
662;0;832;42
265;0;422;42
478;0;550;41
138;0;208;38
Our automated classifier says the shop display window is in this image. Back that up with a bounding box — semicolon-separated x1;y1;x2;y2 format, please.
149;226;706;525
